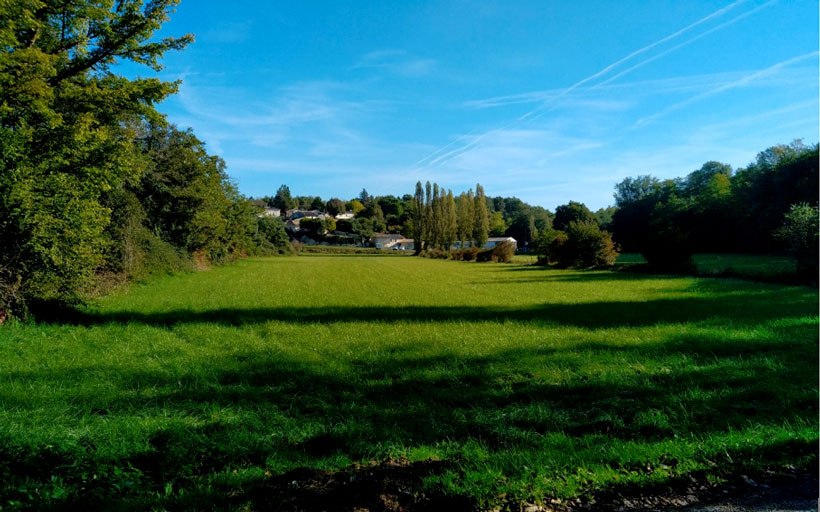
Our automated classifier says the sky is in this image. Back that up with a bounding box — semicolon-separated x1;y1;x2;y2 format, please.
127;0;819;210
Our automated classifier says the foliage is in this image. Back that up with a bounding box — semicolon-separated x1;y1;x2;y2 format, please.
272;184;295;212
348;199;365;215
490;240;516;263
535;229;568;266
473;184;490;248
611;141;818;256
775;203;819;280
0;3;289;316
489;211;506;236
505;214;535;248
255;216;292;255
641;197;695;273
411;181;487;253
299;217;325;234
335;218;355;233
553;201;596;231
594;206;617;231
452;247;480;261
546;221;618;269
457;189;475;248
324;198;346;216
0;0;192;313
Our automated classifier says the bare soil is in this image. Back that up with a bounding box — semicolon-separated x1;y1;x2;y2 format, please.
234;461;818;512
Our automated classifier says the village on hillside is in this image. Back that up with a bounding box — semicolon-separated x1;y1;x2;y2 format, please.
257;205;516;250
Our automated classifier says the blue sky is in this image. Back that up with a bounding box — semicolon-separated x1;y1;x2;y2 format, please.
133;0;819;210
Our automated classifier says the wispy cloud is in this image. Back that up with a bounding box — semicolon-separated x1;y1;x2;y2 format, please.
463;71;783;110
412;0;773;169
351;49;436;77
636;51;820;127
199;21;254;44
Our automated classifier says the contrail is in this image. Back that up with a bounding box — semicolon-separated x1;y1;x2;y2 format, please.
517;0;750;122
515;0;778;128
635;50;820;127
411;127;481;167
413;0;755;169
595;0;778;88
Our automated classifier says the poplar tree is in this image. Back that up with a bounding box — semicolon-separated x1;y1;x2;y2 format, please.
445;189;458;250
457;190;475;247
423;181;433;250
473;183;490;248
412;181;424;254
432;183;442;248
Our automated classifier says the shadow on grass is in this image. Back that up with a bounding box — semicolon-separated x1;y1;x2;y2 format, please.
31;285;818;330
7;284;819;509
2;317;817;509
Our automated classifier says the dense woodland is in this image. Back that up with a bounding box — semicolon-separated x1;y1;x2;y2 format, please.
0;2;817;318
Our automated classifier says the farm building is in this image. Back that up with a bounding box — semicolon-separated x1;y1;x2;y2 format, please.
452;237;517;249
387;239;415;251
373;233;404;249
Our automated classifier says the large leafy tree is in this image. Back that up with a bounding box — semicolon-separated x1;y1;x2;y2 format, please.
553;201;596;231
0;1;192;309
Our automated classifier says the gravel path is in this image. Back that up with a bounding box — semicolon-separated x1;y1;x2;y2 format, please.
679;471;817;512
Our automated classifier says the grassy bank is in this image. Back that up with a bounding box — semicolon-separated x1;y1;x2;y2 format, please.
1;255;816;509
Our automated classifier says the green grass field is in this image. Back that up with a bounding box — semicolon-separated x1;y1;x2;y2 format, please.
1;255;817;509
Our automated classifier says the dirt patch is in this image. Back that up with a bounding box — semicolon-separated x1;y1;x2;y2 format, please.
232;461;817;512
235;457;471;511
530;466;818;512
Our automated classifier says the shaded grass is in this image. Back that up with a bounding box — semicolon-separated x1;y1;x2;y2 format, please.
617;253;798;282
0;256;817;509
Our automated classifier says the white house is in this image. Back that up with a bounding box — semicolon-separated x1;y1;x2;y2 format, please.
484;236;517;249
373;233;404;249
287;209;326;220
389;238;415;251
451;237;517;249
335;212;355;220
260;207;281;218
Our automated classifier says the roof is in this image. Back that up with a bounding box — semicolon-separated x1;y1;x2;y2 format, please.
488;237;516;242
373;233;403;239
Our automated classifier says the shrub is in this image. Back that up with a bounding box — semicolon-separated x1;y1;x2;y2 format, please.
775;203;819;281
255;216;293;255
561;221;618;268
0;269;24;319
536;230;568;266
491;240;516;263
453;247;480;261
299;218;325;233
538;223;618;268
420;248;450;260
475;248;495;262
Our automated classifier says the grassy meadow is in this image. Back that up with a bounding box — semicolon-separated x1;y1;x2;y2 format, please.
1;255;817;509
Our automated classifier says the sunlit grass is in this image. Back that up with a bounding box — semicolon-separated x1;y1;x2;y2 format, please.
1;255;817;509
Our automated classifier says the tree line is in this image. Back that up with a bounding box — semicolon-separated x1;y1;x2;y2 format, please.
411;181;490;252
261;182;556;251
0;1;290;317
259;138;817;274
609;140;818;275
1;2;816;317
